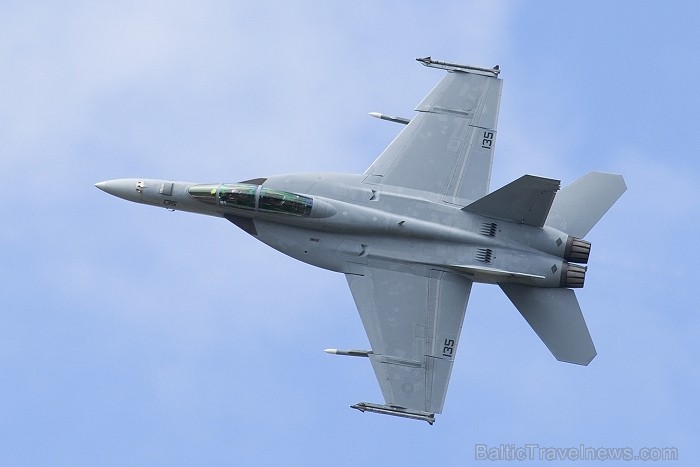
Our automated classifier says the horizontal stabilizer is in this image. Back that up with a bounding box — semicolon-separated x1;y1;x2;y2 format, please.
545;172;626;238
463;175;560;227
500;284;596;365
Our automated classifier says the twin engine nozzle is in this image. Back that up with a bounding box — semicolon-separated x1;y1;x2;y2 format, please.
561;263;587;288
561;237;591;288
564;237;591;264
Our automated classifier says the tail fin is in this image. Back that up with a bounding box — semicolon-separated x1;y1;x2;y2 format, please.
463;175;560;227
545;172;626;237
500;284;596;365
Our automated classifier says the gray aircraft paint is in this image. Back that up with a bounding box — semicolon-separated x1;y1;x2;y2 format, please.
96;58;626;424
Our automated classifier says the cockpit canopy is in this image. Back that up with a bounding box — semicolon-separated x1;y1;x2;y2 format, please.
187;183;313;217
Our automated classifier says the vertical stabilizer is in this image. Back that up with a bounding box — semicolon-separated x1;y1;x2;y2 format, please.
545;172;626;238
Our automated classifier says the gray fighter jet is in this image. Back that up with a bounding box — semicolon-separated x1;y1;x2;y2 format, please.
96;57;626;424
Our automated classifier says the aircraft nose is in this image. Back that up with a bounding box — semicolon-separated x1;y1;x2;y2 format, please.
94;179;143;203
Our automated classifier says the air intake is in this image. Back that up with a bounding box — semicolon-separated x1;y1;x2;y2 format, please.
560;263;586;288
564;237;591;264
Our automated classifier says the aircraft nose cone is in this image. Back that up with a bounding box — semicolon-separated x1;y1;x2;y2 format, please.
94;179;143;203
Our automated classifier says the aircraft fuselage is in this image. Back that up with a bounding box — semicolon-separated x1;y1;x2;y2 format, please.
96;174;588;289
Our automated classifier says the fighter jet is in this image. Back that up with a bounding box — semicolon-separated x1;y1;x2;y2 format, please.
96;57;626;424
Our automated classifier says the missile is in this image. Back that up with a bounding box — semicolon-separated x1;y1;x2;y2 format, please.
324;348;372;357
368;112;410;125
416;56;500;76
351;402;435;425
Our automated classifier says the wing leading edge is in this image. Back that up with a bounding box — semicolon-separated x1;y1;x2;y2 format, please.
364;59;503;204
345;267;472;422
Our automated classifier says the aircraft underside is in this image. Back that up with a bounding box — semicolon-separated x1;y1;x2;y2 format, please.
96;57;625;424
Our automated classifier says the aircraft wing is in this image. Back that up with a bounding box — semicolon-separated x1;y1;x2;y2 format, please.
345;266;472;423
364;58;503;204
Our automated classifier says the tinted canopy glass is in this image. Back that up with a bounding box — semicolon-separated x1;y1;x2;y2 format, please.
188;183;313;217
259;189;313;216
219;184;256;210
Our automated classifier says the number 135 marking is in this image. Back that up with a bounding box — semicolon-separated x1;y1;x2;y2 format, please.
481;131;494;149
442;338;455;357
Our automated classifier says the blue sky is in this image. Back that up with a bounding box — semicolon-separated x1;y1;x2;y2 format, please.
1;1;698;465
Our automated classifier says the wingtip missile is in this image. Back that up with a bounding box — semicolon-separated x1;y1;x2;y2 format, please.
351;402;435;424
416;56;501;76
